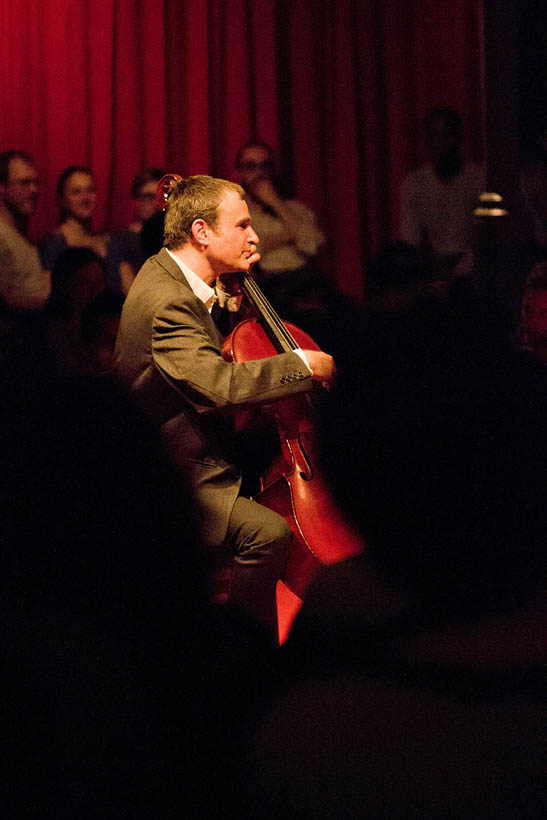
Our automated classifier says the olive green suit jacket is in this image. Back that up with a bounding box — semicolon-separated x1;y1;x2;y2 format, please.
115;247;312;546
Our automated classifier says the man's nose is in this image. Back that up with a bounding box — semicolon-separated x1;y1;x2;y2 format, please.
249;227;259;244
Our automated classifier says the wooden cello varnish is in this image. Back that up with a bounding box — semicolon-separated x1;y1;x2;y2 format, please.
223;277;363;642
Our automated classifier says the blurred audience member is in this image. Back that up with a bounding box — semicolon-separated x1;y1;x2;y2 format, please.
523;258;547;289
109;167;167;282
81;289;124;375
0;150;39;237
42;247;107;374
399;107;485;280
236;141;325;315
127;167;166;234
0;150;50;311
140;207;165;260
519;271;547;365
520;125;547;256
39;165;136;296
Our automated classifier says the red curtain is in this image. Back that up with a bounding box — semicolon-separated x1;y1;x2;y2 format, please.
1;0;484;299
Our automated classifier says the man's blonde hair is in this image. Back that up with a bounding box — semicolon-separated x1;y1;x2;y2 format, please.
163;175;244;249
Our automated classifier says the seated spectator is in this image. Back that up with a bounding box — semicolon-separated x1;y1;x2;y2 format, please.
0;150;52;377
39;165;136;296
140;206;165;259
108;167;167;281
127;167;166;234
518;270;547;365
519;125;547;257
399;106;485;280
81;289;125;375
235;141;326;315
0;149;50;311
42;247;107;374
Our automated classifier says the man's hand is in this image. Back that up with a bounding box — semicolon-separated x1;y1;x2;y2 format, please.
249;178;283;210
216;275;244;312
302;350;335;387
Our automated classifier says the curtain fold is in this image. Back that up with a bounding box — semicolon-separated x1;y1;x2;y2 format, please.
1;0;484;298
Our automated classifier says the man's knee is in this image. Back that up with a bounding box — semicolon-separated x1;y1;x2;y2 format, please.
231;498;292;565
265;512;292;548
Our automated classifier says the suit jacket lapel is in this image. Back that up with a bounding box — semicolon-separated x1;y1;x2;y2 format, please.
155;247;193;289
155;247;223;347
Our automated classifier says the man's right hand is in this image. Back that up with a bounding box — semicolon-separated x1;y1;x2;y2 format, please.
302;350;335;386
249;178;282;210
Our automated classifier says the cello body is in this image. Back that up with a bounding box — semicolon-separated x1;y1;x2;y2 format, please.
223;318;363;641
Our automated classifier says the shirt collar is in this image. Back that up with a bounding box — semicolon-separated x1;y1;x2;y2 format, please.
166;248;218;309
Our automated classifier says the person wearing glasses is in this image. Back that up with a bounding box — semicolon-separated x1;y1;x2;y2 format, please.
108;167;167;287
399;107;485;282
127;167;166;235
235;142;325;316
0;150;50;312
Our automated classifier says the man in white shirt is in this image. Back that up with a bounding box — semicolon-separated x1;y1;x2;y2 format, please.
0;150;50;311
399;108;485;279
236;142;325;313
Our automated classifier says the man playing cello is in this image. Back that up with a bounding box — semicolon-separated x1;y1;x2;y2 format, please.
115;174;334;637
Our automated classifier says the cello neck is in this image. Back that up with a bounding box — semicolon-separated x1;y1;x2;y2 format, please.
240;274;299;354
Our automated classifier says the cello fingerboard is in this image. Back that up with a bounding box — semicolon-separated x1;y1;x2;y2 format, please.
241;275;298;353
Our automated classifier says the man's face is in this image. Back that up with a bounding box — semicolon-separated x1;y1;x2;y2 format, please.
237;145;273;189
206;190;259;274
522;288;547;351
1;157;39;217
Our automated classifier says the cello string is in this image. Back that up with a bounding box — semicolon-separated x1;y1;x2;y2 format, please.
245;280;295;351
242;276;298;351
242;277;293;347
243;277;290;340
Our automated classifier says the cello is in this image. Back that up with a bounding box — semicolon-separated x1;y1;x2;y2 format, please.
157;174;364;642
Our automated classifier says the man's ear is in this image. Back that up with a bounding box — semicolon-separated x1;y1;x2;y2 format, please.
191;218;210;248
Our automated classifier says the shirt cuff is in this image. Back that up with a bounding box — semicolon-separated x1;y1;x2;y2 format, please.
294;347;312;373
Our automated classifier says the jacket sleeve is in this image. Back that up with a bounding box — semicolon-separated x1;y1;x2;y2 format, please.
151;294;312;410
